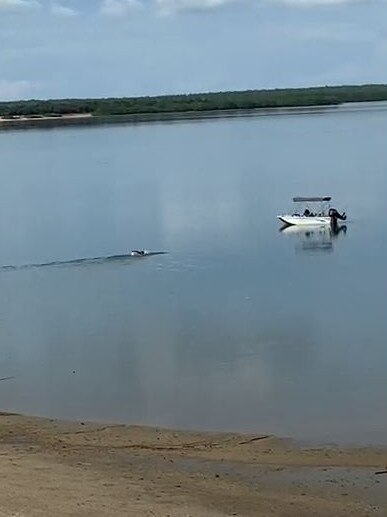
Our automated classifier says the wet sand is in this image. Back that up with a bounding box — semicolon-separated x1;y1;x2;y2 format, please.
0;413;386;516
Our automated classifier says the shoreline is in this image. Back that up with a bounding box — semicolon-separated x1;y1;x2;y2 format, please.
1;100;387;132
1;412;386;515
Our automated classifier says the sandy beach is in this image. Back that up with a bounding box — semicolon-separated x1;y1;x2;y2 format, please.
0;413;386;516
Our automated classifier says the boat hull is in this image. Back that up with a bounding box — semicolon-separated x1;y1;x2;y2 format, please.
277;215;331;226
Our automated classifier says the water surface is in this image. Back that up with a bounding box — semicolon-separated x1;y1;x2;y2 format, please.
0;105;386;445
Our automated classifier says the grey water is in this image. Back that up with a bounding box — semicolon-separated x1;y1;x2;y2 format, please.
0;104;386;446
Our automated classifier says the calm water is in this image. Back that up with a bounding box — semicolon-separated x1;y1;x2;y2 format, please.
0;105;386;445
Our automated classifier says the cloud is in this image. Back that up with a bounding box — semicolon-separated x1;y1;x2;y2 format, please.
155;0;238;14
268;0;366;6
0;0;40;8
101;0;142;15
267;22;375;42
51;3;78;16
0;80;37;101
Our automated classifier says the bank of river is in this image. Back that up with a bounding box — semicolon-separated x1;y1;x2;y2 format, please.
0;412;386;516
2;100;387;131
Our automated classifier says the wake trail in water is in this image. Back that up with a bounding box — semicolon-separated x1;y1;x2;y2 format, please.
0;252;167;272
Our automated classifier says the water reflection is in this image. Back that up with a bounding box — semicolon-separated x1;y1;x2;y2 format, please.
280;224;347;254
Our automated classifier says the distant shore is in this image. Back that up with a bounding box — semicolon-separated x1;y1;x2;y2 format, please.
1;100;387;132
0;412;386;516
2;84;387;131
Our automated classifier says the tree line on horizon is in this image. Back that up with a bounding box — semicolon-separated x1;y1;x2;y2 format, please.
1;84;387;118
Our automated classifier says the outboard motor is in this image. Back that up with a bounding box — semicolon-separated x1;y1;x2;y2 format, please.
329;208;346;231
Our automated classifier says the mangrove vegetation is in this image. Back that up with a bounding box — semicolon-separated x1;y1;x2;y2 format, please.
1;84;387;122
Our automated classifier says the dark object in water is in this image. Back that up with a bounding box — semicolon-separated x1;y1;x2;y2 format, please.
130;250;167;257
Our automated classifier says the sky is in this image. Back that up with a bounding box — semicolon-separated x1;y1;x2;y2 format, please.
0;0;387;100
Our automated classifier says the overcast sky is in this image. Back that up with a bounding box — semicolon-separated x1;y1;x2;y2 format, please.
0;0;387;100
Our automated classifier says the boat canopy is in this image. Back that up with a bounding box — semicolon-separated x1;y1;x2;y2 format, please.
293;196;331;203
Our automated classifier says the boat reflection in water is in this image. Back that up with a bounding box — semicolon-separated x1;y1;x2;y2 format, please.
280;223;347;254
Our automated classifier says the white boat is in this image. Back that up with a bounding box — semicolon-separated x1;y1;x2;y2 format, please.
277;197;346;227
